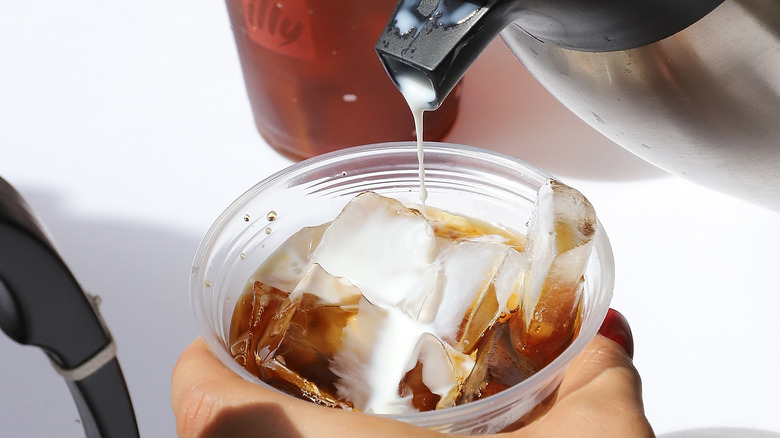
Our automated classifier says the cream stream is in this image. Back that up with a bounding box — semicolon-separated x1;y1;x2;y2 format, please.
395;73;437;211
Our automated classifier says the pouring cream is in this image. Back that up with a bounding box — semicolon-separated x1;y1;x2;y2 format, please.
395;70;438;211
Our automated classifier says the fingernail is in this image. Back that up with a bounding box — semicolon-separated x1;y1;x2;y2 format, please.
598;308;634;359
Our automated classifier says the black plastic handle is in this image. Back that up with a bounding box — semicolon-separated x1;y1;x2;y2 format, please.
0;176;139;438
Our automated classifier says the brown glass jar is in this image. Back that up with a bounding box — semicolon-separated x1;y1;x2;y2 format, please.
225;0;461;160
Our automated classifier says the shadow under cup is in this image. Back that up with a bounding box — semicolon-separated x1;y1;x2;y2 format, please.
190;142;615;435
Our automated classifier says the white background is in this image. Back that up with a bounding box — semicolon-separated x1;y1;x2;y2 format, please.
2;1;779;437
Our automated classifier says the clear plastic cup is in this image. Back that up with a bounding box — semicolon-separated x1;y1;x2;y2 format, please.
189;142;614;435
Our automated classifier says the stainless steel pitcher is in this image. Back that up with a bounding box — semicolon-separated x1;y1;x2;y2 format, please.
376;1;780;211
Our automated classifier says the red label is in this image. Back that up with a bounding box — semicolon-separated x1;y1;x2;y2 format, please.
241;0;316;60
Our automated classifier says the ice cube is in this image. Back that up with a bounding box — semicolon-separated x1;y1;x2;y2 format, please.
231;268;364;408
228;281;298;378
252;224;329;292
330;298;426;414
515;179;597;365
290;263;363;306
432;241;526;354
311;191;439;319
272;266;363;397
397;333;475;411
457;322;539;405
269;289;359;399
425;208;526;250
430;240;505;349
493;248;526;319
262;357;352;409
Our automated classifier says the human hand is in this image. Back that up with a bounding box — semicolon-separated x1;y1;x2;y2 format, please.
171;309;654;437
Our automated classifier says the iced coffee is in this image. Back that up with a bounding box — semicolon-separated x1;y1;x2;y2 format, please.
227;179;597;418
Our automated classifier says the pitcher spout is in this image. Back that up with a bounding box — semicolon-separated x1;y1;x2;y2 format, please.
376;0;724;110
375;0;518;110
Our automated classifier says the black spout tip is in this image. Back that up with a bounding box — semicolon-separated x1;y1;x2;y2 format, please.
375;0;515;110
377;52;443;110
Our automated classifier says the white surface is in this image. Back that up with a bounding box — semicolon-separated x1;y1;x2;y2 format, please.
2;2;779;437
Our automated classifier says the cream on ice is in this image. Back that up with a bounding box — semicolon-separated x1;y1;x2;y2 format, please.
229;180;597;414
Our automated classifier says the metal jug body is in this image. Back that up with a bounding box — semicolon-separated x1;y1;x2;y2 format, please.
502;0;780;210
376;0;721;108
377;0;780;211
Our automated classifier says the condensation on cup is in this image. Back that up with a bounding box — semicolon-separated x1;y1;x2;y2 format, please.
224;0;462;160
